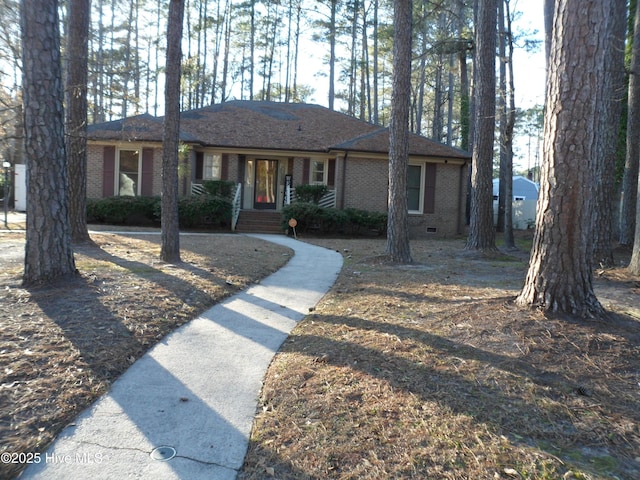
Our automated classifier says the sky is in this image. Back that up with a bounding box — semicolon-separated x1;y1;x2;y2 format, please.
293;0;547;172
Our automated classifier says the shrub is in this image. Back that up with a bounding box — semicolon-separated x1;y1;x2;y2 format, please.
344;208;387;235
281;202;324;232
176;195;232;228
201;180;236;198
282;203;387;236
87;196;159;225
87;195;232;229
294;184;328;204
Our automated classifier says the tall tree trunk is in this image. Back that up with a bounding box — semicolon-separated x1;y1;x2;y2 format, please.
161;0;185;263
386;0;412;264
496;0;507;234
250;0;256;100
92;0;105;122
284;0;293;102
503;0;516;249
456;0;470;152
154;0;162;114
629;171;640;274
65;0;92;244
328;0;337;110
347;0;359;116
465;0;497;251
21;0;77;285
591;0;626;266
221;0;232;101
292;1;301;100
372;0;379;124
458;51;470;151
516;0;612;317
620;0;640;247
543;0;553;68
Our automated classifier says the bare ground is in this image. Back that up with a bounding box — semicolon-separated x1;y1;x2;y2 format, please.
1;225;639;479
239;235;640;480
0;227;291;479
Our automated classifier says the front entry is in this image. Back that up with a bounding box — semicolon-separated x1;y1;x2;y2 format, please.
254;159;278;210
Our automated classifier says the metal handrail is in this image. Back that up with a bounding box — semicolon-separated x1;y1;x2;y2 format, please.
231;182;242;231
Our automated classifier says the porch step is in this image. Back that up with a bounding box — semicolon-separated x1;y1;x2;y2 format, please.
235;210;285;234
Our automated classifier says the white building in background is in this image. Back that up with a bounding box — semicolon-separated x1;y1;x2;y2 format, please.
14;163;26;212
493;175;539;230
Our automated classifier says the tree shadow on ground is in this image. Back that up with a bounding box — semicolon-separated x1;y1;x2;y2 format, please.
243;311;640;479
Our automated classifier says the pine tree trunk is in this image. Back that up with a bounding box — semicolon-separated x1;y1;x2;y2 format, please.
591;0;626;266
620;0;640;247
21;0;77;285
465;0;497;251
161;0;184;264
629;179;640;274
386;0;412;264
502;0;516;249
516;0;612;317
65;0;92;244
328;0;337;110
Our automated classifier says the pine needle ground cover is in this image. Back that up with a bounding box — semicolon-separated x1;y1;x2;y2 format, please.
0;229;638;479
0;230;290;479
241;236;640;480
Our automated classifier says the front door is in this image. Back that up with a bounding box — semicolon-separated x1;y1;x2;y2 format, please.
254;159;278;209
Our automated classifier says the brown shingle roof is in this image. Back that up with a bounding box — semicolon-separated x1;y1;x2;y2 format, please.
87;101;470;160
86;113;198;143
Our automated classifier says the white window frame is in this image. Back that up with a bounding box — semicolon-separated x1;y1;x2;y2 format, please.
203;153;222;180
116;148;142;196
310;159;328;185
407;163;424;214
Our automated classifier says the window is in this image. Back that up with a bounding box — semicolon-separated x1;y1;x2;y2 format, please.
203;153;222;180
195;153;222;181
407;164;423;212
118;149;140;196
311;160;326;184
406;163;437;214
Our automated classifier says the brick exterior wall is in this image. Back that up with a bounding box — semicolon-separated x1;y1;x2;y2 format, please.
407;162;466;237
342;157;389;212
86;144;103;198
87;144;163;198
339;156;466;238
88;142;466;237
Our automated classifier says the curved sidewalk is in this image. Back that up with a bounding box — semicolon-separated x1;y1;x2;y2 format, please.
21;234;343;480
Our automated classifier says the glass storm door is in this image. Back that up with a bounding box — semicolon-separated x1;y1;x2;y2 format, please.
254;159;278;209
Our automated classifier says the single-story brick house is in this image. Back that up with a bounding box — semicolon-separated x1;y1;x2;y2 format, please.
86;100;470;237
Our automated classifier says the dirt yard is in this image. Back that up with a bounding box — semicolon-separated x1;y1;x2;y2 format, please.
0;227;291;479
1;226;639;479
239;236;640;480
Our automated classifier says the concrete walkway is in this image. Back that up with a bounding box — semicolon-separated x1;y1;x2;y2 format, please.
20;234;343;480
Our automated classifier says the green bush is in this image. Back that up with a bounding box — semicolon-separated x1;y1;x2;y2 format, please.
87;195;232;229
344;208;388;235
87;196;159;225
294;184;328;204
176;195;232;228
201;180;236;198
282;203;387;236
281;202;324;232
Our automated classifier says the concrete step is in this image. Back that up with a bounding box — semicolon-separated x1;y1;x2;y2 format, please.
235;211;285;234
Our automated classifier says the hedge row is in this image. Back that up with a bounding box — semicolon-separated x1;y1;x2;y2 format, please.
86;195;232;229
282;202;387;236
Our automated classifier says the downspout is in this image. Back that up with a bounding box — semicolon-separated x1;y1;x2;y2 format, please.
339;152;348;209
